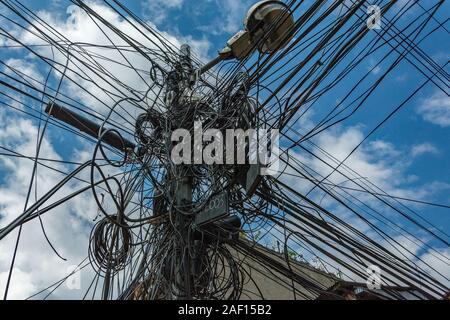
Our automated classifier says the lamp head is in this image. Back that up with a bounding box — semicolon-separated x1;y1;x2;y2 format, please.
200;1;295;74
244;0;294;54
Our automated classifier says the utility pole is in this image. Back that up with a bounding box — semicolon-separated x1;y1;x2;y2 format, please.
167;44;195;299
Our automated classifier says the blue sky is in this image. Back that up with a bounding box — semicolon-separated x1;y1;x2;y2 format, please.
0;0;449;298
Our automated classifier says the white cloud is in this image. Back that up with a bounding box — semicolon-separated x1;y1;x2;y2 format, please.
4;58;44;84
418;248;450;287
9;0;212;140
296;126;407;192
144;0;184;25
278;123;449;246
0;268;37;299
197;0;253;35
411;143;439;158
279;119;449;213
0;112;97;299
367;58;382;75
417;91;450;127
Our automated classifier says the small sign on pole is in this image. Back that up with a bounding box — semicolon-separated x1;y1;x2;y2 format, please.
195;192;229;226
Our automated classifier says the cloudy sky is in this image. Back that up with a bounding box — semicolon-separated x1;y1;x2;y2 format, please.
0;0;449;299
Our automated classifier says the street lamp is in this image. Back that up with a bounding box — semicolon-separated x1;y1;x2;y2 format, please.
199;0;294;74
